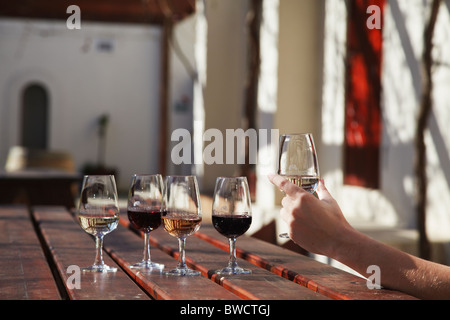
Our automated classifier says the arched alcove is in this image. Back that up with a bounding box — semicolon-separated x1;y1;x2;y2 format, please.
21;83;49;149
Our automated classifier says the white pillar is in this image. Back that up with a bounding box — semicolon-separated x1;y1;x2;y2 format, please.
192;0;208;188
252;0;280;234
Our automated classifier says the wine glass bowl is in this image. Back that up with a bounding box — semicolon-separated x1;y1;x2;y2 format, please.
277;133;320;179
127;174;164;272
162;176;202;276
277;133;320;238
212;177;252;275
77;175;120;272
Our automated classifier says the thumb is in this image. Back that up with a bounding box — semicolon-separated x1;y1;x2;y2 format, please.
316;179;334;202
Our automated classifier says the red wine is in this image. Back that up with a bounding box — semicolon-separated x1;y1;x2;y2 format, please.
127;208;162;233
212;214;252;238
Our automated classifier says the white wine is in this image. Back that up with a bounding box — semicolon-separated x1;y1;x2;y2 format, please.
79;214;119;236
162;214;202;238
283;175;319;194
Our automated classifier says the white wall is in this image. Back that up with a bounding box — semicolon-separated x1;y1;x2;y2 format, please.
321;0;450;244
0;18;162;191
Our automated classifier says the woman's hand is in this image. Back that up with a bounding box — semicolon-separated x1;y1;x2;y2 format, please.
268;174;352;257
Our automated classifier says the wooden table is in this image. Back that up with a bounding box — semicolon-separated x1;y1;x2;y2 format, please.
0;204;417;302
0;171;80;209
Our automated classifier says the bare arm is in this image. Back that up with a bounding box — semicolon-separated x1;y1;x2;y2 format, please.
268;174;450;300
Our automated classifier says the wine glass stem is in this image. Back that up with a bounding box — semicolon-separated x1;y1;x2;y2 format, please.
143;232;151;262
228;237;238;269
94;235;105;266
177;237;187;270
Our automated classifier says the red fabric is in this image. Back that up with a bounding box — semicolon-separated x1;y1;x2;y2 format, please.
344;0;384;188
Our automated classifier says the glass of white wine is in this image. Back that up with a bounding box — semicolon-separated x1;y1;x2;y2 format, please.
162;175;202;276
277;133;320;238
77;175;120;272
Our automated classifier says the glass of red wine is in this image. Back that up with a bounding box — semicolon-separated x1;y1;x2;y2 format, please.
277;133;320;238
127;174;164;272
212;177;252;275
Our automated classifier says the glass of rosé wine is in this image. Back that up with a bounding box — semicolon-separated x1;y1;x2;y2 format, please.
162;175;202;276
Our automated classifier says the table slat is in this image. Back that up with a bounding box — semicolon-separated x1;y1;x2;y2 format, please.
104;224;242;300
120;218;330;300
31;206;150;300
196;225;418;300
0;205;61;300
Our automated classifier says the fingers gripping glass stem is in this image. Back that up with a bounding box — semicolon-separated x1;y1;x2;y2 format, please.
277;134;320;239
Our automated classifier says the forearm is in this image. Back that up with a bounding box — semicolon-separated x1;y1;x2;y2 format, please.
268;174;450;299
332;228;450;300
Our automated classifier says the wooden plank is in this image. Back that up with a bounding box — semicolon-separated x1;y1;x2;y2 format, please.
104;223;241;300
0;205;60;300
31;206;150;300
120;218;330;300
196;225;418;300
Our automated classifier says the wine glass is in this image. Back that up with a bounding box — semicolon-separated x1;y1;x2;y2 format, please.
77;175;120;272
277;133;320;238
212;177;252;275
127;174;164;272
162;175;202;276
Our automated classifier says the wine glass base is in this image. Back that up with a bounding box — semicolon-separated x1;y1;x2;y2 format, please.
164;268;200;276
130;261;164;272
215;266;252;275
82;264;117;273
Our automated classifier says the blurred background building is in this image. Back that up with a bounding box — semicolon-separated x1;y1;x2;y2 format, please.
1;0;449;266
